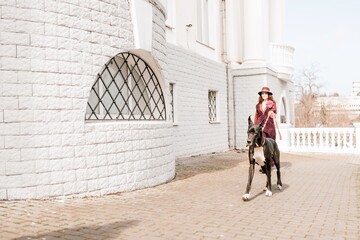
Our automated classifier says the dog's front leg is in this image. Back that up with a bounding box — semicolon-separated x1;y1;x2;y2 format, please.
265;163;272;197
274;152;282;190
243;161;255;201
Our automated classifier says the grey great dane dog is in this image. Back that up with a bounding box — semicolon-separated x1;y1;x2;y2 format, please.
242;116;282;201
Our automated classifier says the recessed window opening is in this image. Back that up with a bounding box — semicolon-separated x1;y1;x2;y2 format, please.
169;83;175;122
197;0;210;45
86;52;166;120
280;97;287;123
208;90;217;122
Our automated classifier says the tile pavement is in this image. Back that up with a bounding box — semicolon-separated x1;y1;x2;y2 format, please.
0;151;359;240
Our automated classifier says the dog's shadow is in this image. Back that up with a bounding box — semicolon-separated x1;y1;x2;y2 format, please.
246;183;290;202
281;161;292;169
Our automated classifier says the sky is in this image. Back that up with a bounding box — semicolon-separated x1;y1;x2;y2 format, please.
285;0;360;96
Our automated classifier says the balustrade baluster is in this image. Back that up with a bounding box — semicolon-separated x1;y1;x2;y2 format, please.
290;129;295;150
319;131;323;150
325;129;330;150
331;130;336;150
349;130;354;149
341;130;345;150
296;130;300;150
336;131;340;150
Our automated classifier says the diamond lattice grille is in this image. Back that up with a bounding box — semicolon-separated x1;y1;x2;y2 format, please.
169;83;174;122
86;53;166;120
208;91;217;122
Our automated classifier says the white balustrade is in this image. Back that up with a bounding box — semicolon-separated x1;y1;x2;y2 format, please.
269;43;294;79
286;127;356;153
270;43;294;67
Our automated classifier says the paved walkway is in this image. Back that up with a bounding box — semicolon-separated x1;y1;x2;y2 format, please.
0;151;359;240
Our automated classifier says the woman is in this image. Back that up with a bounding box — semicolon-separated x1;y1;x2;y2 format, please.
254;87;277;140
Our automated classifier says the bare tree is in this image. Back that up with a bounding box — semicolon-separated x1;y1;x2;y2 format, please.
298;65;323;96
294;64;323;127
294;64;353;127
319;103;328;126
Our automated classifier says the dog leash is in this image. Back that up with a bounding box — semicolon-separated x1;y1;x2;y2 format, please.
262;112;282;141
262;114;270;131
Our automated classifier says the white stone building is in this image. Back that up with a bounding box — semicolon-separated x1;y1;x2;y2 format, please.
316;97;360;121
0;0;294;199
352;80;360;96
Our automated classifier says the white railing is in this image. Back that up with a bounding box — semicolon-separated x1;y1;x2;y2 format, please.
270;43;295;67
278;123;360;153
289;128;355;153
269;43;295;79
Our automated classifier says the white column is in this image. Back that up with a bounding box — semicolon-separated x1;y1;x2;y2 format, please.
225;0;242;64
243;0;265;63
269;0;284;44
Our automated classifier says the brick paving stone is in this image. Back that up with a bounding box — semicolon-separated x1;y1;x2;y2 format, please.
0;151;359;239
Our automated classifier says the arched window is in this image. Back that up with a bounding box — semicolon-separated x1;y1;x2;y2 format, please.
86;53;166;120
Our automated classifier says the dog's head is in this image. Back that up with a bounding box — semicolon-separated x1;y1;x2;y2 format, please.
246;115;263;147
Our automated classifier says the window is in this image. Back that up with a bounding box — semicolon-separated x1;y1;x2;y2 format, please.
208;90;217;122
197;0;210;45
86;52;166;120
165;0;177;44
165;0;176;29
280;97;286;123
169;83;175;123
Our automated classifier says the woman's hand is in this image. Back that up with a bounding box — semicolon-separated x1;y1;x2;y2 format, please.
266;101;274;109
268;110;275;118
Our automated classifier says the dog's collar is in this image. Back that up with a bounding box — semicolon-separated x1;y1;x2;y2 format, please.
255;138;266;148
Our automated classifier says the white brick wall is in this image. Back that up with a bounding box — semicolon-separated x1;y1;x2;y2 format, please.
0;0;174;200
0;0;296;200
167;44;229;158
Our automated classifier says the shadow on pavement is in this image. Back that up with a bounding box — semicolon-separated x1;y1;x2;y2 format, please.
281;161;292;168
174;150;248;181
174;150;292;182
12;220;139;240
244;184;290;202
